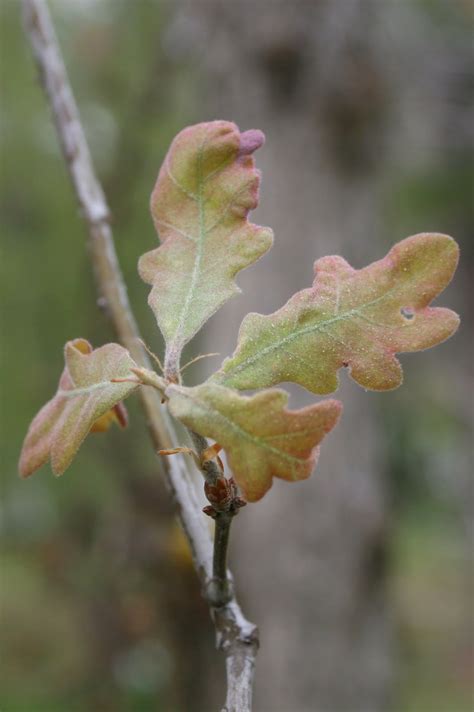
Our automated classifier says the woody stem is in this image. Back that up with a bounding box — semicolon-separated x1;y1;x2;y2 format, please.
211;512;234;607
187;428;236;606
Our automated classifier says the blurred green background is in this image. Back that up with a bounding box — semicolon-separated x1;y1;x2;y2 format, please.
1;1;472;711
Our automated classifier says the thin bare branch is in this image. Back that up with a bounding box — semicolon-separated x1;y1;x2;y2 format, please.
21;1;258;709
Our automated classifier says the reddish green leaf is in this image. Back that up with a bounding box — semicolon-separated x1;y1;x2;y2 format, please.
167;383;342;502
138;121;273;380
19;339;139;478
214;233;460;394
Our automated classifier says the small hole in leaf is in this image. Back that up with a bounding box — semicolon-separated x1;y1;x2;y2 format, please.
400;307;415;320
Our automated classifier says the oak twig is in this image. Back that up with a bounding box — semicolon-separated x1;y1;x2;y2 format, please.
182;430;240;608
211;514;234;605
22;2;258;709
189;430;223;486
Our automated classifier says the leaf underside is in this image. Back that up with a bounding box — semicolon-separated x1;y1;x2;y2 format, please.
19;339;138;478
214;233;460;395
167;383;342;502
138;120;273;379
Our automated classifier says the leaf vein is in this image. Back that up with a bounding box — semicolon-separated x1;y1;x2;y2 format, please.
165;157;199;202
176;389;305;467
154;218;197;244
223;286;399;380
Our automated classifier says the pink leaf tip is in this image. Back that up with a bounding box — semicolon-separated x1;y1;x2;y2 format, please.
238;129;265;157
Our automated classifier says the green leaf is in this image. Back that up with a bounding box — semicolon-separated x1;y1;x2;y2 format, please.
19;339;139;478
167;383;342;502
139;121;273;380
213;233;460;395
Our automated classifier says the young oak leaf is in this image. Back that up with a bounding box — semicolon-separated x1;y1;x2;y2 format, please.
19;339;139;478
166;383;342;502
213;233;460;395
138;120;273;380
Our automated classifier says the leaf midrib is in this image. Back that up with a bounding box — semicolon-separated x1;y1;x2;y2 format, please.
219;285;399;383
173;387;307;469
170;136;208;351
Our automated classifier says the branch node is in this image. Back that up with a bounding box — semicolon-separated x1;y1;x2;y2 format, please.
206;576;234;608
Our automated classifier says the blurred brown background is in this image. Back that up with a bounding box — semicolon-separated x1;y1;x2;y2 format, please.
1;1;472;711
